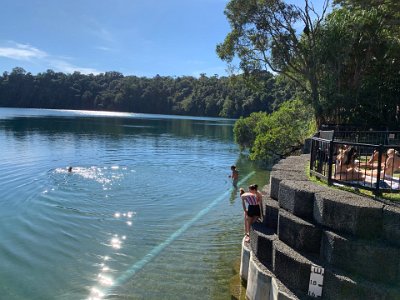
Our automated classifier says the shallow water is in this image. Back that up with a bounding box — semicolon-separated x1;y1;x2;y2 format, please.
0;108;269;300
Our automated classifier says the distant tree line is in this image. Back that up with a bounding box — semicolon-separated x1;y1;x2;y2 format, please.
0;67;296;118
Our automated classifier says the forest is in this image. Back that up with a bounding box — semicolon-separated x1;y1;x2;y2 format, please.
0;68;295;119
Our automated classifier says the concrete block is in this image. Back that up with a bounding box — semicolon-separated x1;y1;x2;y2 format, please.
272;162;306;173
382;204;400;247
246;252;273;300
272;240;316;294
313;189;383;239
323;270;400;300
261;184;272;197
321;230;400;285
269;170;309;200
322;271;357;300
278;180;328;221
270;276;299;300
240;235;251;282
278;209;322;254
262;197;279;232
250;223;277;269
272;241;400;300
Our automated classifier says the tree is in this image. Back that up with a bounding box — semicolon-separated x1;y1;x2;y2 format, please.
217;0;330;124
315;2;400;126
234;99;316;160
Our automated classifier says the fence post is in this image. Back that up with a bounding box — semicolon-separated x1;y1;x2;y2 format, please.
374;144;383;196
310;139;314;177
327;140;334;186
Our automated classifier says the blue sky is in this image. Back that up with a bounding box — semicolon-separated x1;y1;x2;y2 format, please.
0;0;328;77
0;0;233;77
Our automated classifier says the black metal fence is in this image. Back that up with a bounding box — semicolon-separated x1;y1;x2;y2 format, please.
310;131;400;195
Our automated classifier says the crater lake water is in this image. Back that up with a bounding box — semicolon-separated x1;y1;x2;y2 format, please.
0;108;270;300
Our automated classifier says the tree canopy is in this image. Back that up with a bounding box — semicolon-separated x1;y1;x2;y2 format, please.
234;99;316;160
217;0;330;124
218;0;400;160
217;0;400;128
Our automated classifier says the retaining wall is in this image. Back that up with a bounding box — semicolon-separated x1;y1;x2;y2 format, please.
241;154;400;300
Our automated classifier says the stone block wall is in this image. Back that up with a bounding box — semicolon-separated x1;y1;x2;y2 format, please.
241;154;400;300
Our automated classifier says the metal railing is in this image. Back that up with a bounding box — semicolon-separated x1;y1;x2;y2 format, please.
310;131;400;195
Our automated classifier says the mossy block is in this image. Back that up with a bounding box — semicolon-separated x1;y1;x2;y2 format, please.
278;209;322;255
313;189;383;239
278;180;329;221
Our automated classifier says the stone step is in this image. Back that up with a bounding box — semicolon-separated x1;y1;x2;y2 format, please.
262;195;279;232
278;209;322;255
278;180;329;221
261;184;273;197
323;268;400;300
272;239;400;299
249;222;277;270
270;276;300;300
246;252;300;300
246;252;274;300
240;235;251;282
269;170;309;200
275;155;309;166
272;160;307;172
383;204;400;247
313;189;384;239
272;239;320;295
321;230;400;285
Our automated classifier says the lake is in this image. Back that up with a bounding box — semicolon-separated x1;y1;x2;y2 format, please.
0;108;269;300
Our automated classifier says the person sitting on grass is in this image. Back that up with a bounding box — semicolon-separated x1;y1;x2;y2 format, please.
334;146;365;181
364;148;400;178
383;149;400;177
367;149;388;167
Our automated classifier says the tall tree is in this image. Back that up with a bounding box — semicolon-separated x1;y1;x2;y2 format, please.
315;1;400;126
216;0;330;124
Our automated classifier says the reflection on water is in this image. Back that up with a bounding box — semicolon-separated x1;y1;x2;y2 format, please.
0;110;235;142
0;108;270;300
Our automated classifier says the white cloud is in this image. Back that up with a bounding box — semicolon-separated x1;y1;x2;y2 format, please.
0;42;101;75
49;59;100;75
94;46;113;52
0;43;47;60
84;18;115;43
